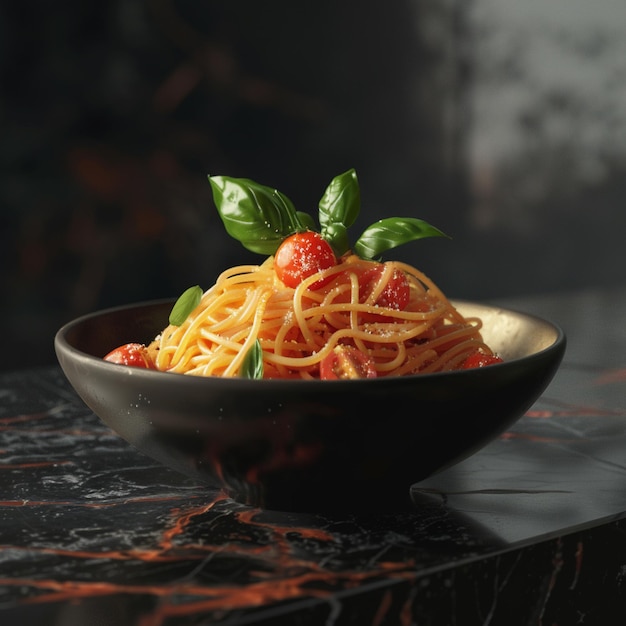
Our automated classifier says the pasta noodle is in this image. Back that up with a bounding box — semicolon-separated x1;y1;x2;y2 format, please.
148;254;497;379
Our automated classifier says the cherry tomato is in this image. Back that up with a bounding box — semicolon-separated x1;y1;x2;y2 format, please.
461;352;503;369
104;343;155;369
358;263;410;310
320;345;378;380
355;263;411;324
274;231;337;289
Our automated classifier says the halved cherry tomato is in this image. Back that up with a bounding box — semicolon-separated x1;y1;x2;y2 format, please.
320;345;377;380
274;231;337;289
104;343;155;369
358;263;410;310
461;351;503;369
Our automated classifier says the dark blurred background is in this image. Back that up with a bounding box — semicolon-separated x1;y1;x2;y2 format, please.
2;0;626;371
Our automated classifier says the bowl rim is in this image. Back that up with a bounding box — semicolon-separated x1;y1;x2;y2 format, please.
54;297;567;389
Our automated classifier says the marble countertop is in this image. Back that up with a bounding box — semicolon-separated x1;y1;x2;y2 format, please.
1;286;625;625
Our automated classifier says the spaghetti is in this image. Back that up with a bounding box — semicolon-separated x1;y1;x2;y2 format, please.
147;253;497;379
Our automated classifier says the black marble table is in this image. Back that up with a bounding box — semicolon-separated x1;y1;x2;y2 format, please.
1;286;626;625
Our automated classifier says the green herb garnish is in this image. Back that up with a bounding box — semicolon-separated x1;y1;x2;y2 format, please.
317;168;361;255
208;176;309;255
169;285;203;326
208;168;448;259
240;339;264;379
354;217;448;259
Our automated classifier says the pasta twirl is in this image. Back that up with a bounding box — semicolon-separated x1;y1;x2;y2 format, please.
147;254;495;379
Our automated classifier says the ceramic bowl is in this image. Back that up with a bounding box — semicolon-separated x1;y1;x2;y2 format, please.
55;299;566;513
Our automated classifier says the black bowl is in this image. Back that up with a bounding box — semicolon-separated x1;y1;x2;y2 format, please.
55;299;565;513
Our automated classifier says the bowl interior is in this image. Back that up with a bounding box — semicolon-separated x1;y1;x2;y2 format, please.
457;301;560;360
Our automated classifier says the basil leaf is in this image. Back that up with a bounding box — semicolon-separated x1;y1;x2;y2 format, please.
322;222;350;258
297;210;317;231
169;285;203;326
354;217;449;260
209;175;305;255
240;339;264;379
318;169;360;254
